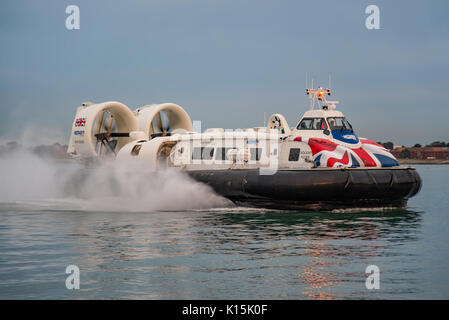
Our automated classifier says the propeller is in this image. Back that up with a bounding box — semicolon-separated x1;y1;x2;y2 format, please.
150;111;172;139
93;111;123;157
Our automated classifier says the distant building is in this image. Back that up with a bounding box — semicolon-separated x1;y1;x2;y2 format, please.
391;147;449;160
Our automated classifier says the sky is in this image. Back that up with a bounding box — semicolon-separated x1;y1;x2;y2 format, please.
0;0;448;146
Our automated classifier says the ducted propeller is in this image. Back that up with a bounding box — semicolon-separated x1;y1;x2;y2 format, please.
93;111;130;157
150;110;172;139
67;101;139;159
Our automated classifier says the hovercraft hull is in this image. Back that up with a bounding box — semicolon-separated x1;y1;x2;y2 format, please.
187;167;422;211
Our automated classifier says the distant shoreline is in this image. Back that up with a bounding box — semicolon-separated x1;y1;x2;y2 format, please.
398;159;449;165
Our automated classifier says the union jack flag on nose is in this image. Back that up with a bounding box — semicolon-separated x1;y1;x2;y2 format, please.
291;136;399;168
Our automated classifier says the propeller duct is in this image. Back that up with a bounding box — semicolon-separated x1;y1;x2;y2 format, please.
134;103;193;140
67;101;138;158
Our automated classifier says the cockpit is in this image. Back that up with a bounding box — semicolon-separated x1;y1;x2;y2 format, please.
296;116;358;143
296;118;328;130
297;117;353;132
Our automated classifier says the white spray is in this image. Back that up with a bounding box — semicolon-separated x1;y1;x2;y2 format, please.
0;148;231;212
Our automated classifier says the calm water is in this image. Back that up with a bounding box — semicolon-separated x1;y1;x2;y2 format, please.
0;165;448;299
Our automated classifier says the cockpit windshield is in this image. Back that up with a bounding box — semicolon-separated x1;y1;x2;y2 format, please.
297;118;327;130
327;117;353;131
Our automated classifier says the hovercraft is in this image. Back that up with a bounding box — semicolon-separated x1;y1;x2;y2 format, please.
67;87;421;211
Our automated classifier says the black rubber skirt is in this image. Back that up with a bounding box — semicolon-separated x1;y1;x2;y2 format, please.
187;167;422;211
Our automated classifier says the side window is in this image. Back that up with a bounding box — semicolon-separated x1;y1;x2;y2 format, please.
202;147;214;160
297;118;326;130
215;147;225;160
250;148;262;161
215;147;236;161
327;117;352;130
298;118;313;130
288;148;300;161
313;118;327;130
192;147;214;160
192;147;202;160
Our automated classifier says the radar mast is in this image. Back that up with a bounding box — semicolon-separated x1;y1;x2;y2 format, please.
305;86;339;110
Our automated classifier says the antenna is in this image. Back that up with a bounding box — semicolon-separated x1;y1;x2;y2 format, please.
328;74;331;91
306;72;308;90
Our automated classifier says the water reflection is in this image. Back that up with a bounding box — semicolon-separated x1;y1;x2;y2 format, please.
191;209;423;299
198;209;422;240
0;206;424;299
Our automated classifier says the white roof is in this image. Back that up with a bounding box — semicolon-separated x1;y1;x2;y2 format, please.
301;109;345;118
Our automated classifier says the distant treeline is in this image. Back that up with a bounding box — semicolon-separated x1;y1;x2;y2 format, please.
377;141;449;150
0;141;70;159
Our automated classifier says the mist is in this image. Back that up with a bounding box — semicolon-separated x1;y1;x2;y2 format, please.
0;148;231;212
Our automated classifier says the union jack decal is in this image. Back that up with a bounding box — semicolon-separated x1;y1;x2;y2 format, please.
292;136;399;168
75;118;86;127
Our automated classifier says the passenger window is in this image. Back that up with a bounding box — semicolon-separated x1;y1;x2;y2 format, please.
202;147;214;160
192;147;214;160
288;148;300;161
215;147;236;161
192;147;202;160
215;147;225;160
250;148;262;161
